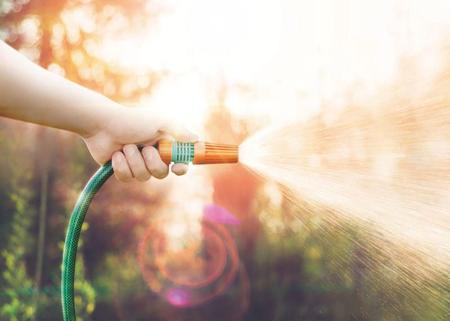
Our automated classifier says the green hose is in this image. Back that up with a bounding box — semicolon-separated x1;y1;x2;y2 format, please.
61;161;113;321
61;143;203;320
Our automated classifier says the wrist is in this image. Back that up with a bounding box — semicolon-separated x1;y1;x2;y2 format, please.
81;99;124;139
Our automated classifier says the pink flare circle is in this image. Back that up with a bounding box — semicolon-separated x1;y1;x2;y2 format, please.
204;204;240;225
154;226;227;288
137;220;240;308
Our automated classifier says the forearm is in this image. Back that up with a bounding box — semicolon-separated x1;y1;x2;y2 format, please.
0;41;119;137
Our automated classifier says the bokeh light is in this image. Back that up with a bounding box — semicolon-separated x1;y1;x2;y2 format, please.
138;205;245;308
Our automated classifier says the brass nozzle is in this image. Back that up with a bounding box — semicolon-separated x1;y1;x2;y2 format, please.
157;140;239;165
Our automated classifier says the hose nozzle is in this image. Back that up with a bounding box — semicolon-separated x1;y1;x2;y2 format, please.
157;140;239;165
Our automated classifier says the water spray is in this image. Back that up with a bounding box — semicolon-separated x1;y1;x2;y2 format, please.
61;140;239;321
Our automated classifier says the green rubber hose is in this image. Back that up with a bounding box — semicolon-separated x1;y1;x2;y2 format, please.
61;144;194;321
60;142;227;320
61;161;113;321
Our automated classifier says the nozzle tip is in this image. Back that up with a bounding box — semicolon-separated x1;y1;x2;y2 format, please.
157;140;239;165
194;142;239;164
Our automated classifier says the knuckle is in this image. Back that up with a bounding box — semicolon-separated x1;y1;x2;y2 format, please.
123;144;137;156
112;153;124;167
112;153;133;182
142;145;153;154
143;146;157;161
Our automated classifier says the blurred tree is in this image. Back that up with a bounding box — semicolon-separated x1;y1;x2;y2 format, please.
1;0;159;100
0;0;160;320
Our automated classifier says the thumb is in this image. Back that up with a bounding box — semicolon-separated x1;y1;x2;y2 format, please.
157;118;199;143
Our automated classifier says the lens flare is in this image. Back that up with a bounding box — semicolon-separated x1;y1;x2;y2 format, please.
137;205;245;308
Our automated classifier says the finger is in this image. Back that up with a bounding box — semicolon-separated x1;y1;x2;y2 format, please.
123;144;151;182
171;163;189;176
174;127;198;143
112;151;133;182
142;146;169;179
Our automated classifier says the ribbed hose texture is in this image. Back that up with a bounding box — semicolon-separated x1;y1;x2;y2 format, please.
172;142;195;163
61;161;113;321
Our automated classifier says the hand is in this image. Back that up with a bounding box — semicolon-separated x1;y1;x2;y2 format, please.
83;105;198;182
0;41;199;181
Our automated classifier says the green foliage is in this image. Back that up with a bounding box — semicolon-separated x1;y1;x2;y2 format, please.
0;0;12;15
73;225;96;321
0;139;36;321
245;188;450;321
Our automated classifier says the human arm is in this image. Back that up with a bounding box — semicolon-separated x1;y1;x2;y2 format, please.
0;41;197;181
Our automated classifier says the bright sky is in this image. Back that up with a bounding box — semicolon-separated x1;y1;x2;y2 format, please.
98;0;450;132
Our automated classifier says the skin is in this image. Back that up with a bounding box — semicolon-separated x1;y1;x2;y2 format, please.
0;41;197;182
